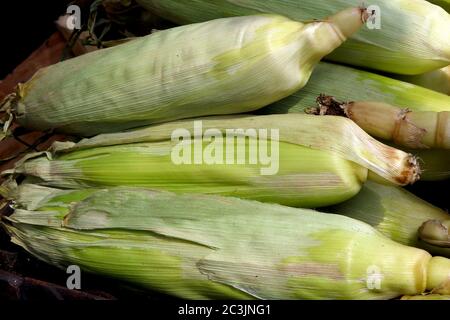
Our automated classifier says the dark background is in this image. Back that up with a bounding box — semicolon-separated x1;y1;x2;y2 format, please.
0;1;72;79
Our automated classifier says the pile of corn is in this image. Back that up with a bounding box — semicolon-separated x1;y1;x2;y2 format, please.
0;2;449;300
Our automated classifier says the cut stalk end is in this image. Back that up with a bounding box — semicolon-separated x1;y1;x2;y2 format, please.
308;94;449;149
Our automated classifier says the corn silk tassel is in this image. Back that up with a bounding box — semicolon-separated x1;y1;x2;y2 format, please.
326;181;450;258
400;148;450;181
3;115;420;208
2;184;450;299
136;0;450;74
0;8;367;137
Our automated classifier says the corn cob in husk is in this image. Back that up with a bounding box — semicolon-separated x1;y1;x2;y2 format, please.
325;181;450;258
51;114;420;185
305;95;450;149
9;139;369;208
3;184;450;299
262;62;450;115
3;115;420;208
137;0;450;75
0;8;366;137
259;62;450;149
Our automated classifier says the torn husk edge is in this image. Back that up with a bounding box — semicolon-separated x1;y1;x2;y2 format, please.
48;114;420;185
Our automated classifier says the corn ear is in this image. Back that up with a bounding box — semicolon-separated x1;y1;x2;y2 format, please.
1;8;366;136
258;62;450;113
3;115;421;207
50;114;420;186
306;95;450;149
260;62;450;115
260;62;450;149
137;0;450;75
5;139;368;208
3;184;450;299
326;181;450;258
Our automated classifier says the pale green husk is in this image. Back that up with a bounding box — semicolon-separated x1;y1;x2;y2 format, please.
326;181;450;257
260;62;450;115
6;139;368;208
2;184;445;300
137;0;450;74
259;63;450;151
8;11;361;136
3;114;422;207
49;114;420;186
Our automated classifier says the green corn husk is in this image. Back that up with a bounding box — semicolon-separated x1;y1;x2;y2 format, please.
12;139;370;208
305;96;450;149
259;62;450;149
51;114;420;186
3;184;450;300
375;140;450;181
261;62;450;115
0;8;366;137
397;66;450;95
3;115;420;208
325;180;450;258
137;0;450;75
